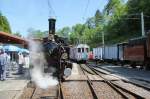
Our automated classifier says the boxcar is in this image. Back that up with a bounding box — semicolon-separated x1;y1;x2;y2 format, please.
91;33;150;70
103;45;118;62
93;47;103;60
123;35;150;69
117;43;128;63
92;44;125;63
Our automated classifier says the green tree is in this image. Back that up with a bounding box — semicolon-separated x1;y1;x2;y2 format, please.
103;0;128;44
95;10;103;27
0;12;12;33
126;0;150;36
57;27;70;38
27;28;47;39
13;31;22;37
87;17;95;29
65;0;150;47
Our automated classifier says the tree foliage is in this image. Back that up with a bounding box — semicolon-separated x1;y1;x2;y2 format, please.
57;9;104;47
27;28;48;39
56;27;70;38
58;0;150;47
126;0;150;35
13;31;22;37
0;12;12;33
95;10;103;27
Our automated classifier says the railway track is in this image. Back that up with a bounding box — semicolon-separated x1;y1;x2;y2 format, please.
20;63;150;99
80;65;127;99
19;82;59;99
81;64;140;99
61;63;141;99
92;64;150;90
84;64;150;99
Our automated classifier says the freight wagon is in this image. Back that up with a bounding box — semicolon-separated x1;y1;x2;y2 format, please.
103;45;118;62
93;44;125;63
93;47;103;60
123;35;150;69
93;33;150;69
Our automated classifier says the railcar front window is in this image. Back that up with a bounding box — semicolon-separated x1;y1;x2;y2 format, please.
78;48;81;53
86;48;89;52
82;48;84;52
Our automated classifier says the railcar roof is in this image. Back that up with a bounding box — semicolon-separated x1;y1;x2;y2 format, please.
129;36;147;41
76;44;89;48
129;36;147;45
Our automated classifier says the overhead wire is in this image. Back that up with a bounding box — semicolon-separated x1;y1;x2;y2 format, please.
78;0;90;44
104;14;150;21
82;0;90;21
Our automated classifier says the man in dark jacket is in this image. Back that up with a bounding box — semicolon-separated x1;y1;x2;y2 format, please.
0;49;2;80
0;49;7;81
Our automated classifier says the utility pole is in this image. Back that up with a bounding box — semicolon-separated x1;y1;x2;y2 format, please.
102;31;105;59
102;32;105;47
141;12;145;36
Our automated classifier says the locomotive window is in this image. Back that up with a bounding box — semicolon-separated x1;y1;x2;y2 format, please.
78;48;81;53
86;48;89;52
82;48;84;52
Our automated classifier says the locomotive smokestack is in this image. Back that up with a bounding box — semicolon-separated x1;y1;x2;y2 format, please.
48;18;56;35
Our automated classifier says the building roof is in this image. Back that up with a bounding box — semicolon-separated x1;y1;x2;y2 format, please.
76;44;89;48
128;36;147;45
0;31;27;45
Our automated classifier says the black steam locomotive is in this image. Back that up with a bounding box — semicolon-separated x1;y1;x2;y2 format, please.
43;18;72;79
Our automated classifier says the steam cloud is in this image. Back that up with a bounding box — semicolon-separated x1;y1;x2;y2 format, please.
28;39;58;89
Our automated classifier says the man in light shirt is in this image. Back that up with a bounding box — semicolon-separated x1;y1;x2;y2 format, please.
24;54;30;79
18;53;24;74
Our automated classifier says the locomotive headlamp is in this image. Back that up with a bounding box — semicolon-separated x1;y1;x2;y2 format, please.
61;53;68;60
64;68;72;77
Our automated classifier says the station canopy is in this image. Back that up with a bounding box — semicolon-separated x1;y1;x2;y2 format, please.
4;45;20;52
0;31;28;47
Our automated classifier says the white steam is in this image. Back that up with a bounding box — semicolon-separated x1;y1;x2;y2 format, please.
28;39;58;89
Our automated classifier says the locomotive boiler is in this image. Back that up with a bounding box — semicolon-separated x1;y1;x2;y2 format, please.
43;18;72;79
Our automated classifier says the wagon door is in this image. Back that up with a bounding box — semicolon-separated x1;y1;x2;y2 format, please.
147;34;150;59
118;45;123;61
123;37;146;62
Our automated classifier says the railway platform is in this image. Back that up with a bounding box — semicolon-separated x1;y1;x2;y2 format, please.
1;62;150;99
0;68;29;99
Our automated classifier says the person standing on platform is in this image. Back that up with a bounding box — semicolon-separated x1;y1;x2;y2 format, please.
6;53;11;77
0;49;7;81
24;54;30;79
18;53;24;74
0;49;2;80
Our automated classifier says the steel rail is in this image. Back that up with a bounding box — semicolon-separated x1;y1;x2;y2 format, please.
80;64;98;99
86;64;145;99
91;64;150;91
58;81;64;99
81;64;129;99
30;87;36;99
